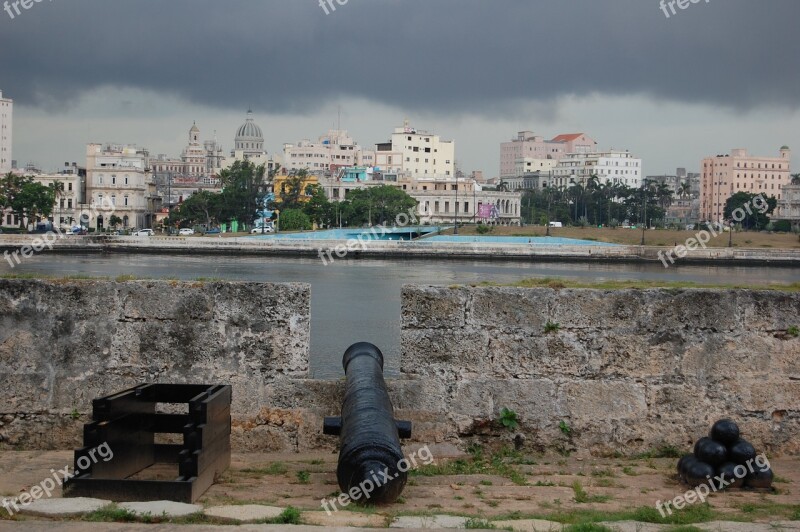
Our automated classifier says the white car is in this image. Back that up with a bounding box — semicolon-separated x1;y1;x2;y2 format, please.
133;229;154;236
179;228;195;236
251;226;274;234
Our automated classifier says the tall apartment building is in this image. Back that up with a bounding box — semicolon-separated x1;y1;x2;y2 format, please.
700;147;791;222
381;120;455;178
552;150;643;189
500;131;596;179
0;90;12;174
86;143;159;230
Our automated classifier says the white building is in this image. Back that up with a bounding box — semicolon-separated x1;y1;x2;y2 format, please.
283;129;373;174
776;182;800;229
0;90;12;174
500;131;596;179
402;176;521;225
86;143;159;230
384;120;455;178
0;163;84;230
552;150;643;189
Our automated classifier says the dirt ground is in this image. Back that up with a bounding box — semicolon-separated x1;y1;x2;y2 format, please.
2;446;798;524
447;225;800;249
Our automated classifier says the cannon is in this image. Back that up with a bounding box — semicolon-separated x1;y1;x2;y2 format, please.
323;342;412;504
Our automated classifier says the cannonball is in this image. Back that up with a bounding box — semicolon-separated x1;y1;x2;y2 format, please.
693;436;712;456
716;462;745;489
696;438;728;467
728;439;757;465
677;454;695;480
685;460;715;488
710;419;740;446
745;466;774;489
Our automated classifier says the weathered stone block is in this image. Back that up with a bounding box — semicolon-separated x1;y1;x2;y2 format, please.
401;286;467;329
561;381;647;421
400;328;488;376
469;287;551;331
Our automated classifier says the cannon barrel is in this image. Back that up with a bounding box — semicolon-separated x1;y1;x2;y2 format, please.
323;342;411;504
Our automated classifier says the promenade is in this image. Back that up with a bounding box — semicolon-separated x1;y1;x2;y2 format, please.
2;234;800;266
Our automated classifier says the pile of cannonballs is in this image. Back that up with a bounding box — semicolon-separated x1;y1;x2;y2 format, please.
677;419;774;490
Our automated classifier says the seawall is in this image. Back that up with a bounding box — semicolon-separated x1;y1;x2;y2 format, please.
1;234;799;266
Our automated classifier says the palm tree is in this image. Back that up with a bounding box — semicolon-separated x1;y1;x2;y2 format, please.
656;183;673;210
791;173;800;186
49;180;65;227
678;182;692;199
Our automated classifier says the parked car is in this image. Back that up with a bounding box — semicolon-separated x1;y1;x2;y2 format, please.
132;229;154;236
178;228;195;236
250;226;274;234
205;228;221;235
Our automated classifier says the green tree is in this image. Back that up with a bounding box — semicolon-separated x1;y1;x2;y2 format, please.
724;192;776;230
302;184;334;228
109;215;123;229
0;173;57;229
277;170;314;211
174;190;223;228
217;160;268;226
279;209;312;231
340;185;417;227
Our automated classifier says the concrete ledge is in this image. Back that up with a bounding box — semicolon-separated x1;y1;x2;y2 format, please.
1;234;799;265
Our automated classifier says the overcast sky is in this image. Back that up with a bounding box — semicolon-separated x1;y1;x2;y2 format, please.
2;0;799;176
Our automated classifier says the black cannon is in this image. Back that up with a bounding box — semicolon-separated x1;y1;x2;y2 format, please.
323;342;412;504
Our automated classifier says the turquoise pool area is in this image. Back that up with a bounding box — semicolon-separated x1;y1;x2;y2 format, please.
248;227;618;246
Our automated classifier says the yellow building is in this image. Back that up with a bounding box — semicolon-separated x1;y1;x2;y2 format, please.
272;173;319;204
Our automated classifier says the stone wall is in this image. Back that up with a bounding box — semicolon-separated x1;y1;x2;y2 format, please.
399;286;800;455
1;280;798;456
0;279;313;451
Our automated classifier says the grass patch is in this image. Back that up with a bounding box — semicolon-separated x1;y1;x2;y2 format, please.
564;525;614;532
495;503;716;526
633;445;684;459
411;447;528;486
241;462;288;476
572;481;612;504
296;470;310;484
480;277;800;292
735;501;800;521
622;466;638;476
544;321;561;333
590;468;615;478
84;506;140;523
465;517;498;529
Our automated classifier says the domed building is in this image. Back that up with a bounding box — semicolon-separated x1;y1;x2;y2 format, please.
234;110;265;159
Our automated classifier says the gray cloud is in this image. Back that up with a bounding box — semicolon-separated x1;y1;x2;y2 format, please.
1;0;799;116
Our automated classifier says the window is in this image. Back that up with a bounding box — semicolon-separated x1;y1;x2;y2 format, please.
124;196;129;206
112;175;116;185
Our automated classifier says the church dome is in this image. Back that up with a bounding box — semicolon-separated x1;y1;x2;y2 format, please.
236;110;263;141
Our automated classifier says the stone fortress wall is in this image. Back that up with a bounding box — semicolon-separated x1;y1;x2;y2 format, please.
1;280;797;455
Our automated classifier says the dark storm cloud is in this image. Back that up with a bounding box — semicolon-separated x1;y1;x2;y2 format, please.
1;0;798;114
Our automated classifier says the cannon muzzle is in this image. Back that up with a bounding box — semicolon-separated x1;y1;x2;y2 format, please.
323;342;411;504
